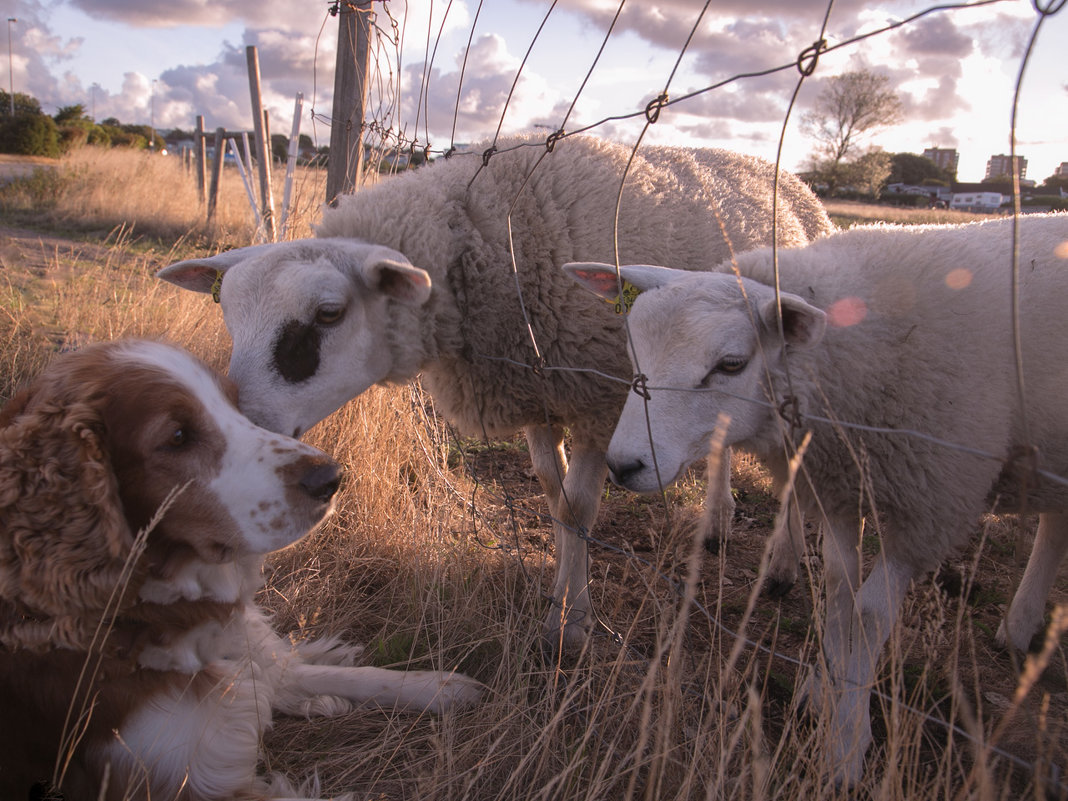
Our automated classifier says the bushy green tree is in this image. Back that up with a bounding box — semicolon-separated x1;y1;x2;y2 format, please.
840;151;893;199
888;152;953;186
0;90;43;117
0;113;61;156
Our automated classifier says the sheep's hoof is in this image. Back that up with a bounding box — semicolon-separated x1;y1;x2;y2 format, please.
995;617;1047;655
763;571;797;599
541;607;592;653
703;536;724;556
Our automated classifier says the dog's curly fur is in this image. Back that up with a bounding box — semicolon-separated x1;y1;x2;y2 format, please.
0;340;482;801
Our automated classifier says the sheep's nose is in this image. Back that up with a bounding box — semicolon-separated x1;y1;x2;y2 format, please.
607;457;646;488
300;460;342;502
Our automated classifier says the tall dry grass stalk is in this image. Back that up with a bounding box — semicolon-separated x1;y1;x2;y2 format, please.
0;152;1064;800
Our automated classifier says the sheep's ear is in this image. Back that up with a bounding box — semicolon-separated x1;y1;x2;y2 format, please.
156;243;282;293
763;292;826;349
360;254;432;306
563;262;682;300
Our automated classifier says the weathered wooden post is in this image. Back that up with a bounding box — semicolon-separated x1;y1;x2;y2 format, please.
325;1;372;206
206;127;225;225
195;115;207;204
246;45;277;241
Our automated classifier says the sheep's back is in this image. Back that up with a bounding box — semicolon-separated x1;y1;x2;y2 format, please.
739;214;1068;569
317;135;831;440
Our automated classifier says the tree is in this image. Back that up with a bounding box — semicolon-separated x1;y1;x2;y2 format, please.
888;152;953;186
840;151;893;199
54;104;89;125
1040;173;1068;193
802;70;903;194
0;90;43;117
0;113;61;156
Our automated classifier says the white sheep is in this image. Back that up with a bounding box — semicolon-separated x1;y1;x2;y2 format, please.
157;134;832;646
563;212;1068;783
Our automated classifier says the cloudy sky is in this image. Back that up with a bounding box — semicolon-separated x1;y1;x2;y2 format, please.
3;0;1066;182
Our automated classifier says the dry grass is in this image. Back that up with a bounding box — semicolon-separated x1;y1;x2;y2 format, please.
0;146;328;245
1;149;1065;800
821;199;992;229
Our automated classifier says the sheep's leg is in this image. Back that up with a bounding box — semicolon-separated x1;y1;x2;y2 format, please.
698;445;735;552
525;424;609;648
815;515;862;701
525;424;568;512
763;497;805;598
997;512;1068;652
830;548;913;786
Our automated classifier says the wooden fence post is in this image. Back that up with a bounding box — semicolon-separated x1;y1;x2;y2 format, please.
207;127;225;225
325;1;372;206
195;115;207;204
246;45;277;241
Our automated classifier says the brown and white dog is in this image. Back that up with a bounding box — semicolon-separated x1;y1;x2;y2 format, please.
0;340;482;801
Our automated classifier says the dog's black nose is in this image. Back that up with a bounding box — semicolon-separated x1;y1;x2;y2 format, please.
300;461;342;502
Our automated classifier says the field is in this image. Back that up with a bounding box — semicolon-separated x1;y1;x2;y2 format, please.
1;149;1065;801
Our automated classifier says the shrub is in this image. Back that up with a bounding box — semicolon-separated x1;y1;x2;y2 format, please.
0;113;62;157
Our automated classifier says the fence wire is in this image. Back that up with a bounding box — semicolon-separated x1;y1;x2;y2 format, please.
312;0;1068;792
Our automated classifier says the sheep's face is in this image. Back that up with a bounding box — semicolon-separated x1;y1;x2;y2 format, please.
158;239;432;439
563;263;826;495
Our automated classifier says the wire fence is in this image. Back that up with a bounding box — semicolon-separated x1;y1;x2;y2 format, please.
309;0;1068;791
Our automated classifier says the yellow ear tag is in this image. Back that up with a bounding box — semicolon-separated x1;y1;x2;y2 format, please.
210;270;223;304
607;279;641;315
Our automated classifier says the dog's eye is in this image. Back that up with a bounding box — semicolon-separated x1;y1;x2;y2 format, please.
315;305;345;326
168;428;189;448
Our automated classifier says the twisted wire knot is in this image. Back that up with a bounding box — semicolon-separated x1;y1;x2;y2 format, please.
796;39;827;76
778;394;804;431
645;92;669;124
631;373;652;400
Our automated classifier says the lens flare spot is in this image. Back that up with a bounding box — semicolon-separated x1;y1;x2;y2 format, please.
826;297;867;328
945;268;973;290
1055;240;1068;259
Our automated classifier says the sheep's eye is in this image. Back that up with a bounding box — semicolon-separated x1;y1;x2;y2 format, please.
717;356;748;375
699;356;748;387
315;306;344;326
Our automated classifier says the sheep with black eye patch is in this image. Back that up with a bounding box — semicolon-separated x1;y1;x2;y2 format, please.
157;133;833;647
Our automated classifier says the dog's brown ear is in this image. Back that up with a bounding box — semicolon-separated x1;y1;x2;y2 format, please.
0;359;137;638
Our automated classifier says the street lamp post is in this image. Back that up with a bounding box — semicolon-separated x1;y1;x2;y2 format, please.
150;78;157;151
6;18;15;116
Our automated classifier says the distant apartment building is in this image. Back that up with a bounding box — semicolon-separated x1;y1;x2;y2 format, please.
985;153;1027;181
922;147;959;175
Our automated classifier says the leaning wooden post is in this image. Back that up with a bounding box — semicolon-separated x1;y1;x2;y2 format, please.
246;45;276;241
325;1;372;206
206;127;225;225
195;115;207;204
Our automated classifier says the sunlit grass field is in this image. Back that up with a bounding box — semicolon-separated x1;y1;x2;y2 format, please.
0;148;1063;801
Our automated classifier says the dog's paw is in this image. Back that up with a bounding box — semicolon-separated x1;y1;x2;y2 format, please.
397;670;485;714
297;694;355;718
